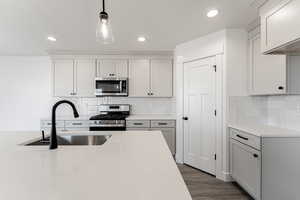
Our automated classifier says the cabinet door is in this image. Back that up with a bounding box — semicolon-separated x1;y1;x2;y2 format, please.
115;60;128;77
129;59;150;97
97;60;115;77
230;139;261;200
249;35;286;95
53;60;74;97
150;59;173;97
151;128;176;155
261;0;300;53
75;59;96;97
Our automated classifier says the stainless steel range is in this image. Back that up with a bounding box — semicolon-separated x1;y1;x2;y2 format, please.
89;104;130;131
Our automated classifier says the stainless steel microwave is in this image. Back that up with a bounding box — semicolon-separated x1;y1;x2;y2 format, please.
95;77;128;97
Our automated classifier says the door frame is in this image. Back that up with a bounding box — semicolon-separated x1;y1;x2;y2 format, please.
175;54;225;181
183;56;217;175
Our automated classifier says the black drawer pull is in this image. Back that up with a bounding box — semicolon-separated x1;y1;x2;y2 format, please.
278;86;284;90
253;154;258;158
236;134;249;141
133;123;143;125
72;123;83;125
158;123;168;126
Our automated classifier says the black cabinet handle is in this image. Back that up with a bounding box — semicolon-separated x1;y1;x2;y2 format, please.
72;123;82;126
158;123;167;126
133;123;143;125
182;117;188;120
236;134;249;141
253;154;258;158
278;86;284;90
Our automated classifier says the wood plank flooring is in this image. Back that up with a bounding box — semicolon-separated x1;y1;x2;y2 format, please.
177;164;253;200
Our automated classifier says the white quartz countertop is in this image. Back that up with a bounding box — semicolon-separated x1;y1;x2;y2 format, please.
0;131;191;200
126;114;176;120
228;123;300;138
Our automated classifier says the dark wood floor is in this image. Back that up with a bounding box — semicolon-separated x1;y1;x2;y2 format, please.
177;164;253;200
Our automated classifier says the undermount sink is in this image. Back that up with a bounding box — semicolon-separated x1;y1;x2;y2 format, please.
24;135;111;146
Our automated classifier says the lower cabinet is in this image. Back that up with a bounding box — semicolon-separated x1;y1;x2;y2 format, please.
150;128;175;155
126;119;176;155
230;128;262;200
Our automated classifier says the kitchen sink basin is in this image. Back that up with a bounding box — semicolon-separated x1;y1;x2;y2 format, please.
24;135;111;146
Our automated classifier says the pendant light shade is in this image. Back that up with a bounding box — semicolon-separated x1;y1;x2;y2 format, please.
96;0;114;44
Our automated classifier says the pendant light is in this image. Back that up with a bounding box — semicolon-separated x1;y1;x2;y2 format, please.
96;0;114;44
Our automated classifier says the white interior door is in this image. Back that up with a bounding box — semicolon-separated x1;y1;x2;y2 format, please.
183;57;216;175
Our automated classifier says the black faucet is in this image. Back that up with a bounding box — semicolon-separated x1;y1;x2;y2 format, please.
50;100;79;150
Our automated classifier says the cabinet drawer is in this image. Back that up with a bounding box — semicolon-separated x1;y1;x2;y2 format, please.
151;120;175;128
41;120;64;128
230;129;261;150
65;120;89;128
126;120;150;128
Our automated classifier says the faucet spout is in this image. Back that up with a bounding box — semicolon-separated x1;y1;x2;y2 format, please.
49;100;79;150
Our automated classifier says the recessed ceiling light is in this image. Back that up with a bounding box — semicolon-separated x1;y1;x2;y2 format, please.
137;36;146;42
207;9;219;18
47;36;57;42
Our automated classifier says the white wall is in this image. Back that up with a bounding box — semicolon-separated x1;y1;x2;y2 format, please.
0;56;52;131
0;56;175;131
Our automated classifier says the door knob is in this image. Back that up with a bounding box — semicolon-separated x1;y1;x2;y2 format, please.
182;117;188;120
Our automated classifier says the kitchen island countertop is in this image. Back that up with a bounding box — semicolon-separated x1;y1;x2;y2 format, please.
0;131;191;200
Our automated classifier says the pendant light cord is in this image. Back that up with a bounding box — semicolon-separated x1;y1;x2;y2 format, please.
102;0;105;12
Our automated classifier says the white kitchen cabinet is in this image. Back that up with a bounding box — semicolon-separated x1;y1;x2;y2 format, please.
126;119;176;155
260;0;300;54
97;59;128;78
53;60;74;97
129;59;173;97
150;128;176;155
75;59;96;97
249;34;287;95
53;59;96;97
249;32;300;95
129;59;151;97
150;60;173;97
230;139;261;200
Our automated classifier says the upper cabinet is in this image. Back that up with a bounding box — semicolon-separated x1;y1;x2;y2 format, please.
53;59;96;97
129;59;173;97
150;60;173;97
260;0;300;54
249;34;287;95
52;56;173;98
249;32;300;95
53;60;75;97
97;59;128;78
129;59;151;97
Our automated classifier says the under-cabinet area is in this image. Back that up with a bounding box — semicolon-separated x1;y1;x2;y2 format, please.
52;57;173;98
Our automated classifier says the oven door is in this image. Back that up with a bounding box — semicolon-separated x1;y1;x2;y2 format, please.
95;78;128;96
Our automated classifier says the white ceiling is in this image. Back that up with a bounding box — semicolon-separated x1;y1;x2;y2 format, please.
0;0;258;55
